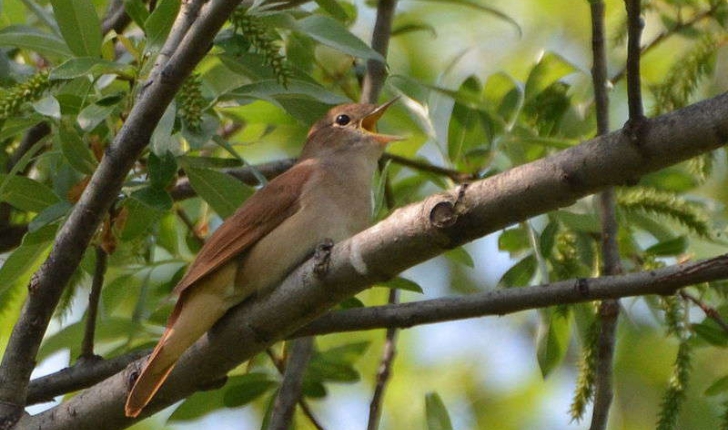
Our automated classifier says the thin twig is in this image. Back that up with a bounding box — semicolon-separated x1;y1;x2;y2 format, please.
367;289;399;430
610;8;716;84
680;291;728;335
80;247;108;359
625;0;645;119
266;343;325;430
26;350;148;405
383;153;475;183
361;0;398;104
589;1;620;429
267;338;315;430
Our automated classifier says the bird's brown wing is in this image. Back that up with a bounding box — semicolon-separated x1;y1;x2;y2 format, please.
172;159;317;295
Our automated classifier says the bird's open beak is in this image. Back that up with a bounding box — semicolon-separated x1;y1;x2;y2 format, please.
361;98;404;145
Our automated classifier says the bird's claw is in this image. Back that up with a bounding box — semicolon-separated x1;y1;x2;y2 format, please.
313;239;334;277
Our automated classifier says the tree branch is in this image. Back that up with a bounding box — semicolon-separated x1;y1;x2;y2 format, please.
80;247;108;360
366;289;399;430
267;338;315;430
16;90;728;430
25;351;148;406
361;0;398;104
0;0;248;423
590;1;620;429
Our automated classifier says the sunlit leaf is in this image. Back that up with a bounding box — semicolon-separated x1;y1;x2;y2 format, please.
50;0;102;57
498;254;536;287
537;308;571;377
379;276;424;293
425;392;454;430
144;0;180;50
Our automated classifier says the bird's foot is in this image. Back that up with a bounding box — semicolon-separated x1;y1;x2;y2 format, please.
313;238;334;277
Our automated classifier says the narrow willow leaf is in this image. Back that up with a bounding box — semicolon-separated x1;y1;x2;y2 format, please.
498;254;536;287
185;167;253;218
444;246;475;268
223;373;278;407
50;0;102;57
0;174;61;212
524;52;577;101
0;225;57;297
705;375;728;396
378;276;424;293
294;15;385;61
0;28;73;57
144;0;180;50
537;308;571;377
58;123;98;174
425;392;454;430
645;236;688;256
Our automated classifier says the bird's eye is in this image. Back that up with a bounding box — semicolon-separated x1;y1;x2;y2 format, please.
335;114;351;126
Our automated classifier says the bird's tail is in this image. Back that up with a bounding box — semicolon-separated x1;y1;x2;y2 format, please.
124;261;238;418
124;326;180;418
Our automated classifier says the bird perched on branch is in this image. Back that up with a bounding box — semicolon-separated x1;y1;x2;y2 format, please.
125;99;401;418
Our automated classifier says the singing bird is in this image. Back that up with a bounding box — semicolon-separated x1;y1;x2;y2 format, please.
125;100;401;417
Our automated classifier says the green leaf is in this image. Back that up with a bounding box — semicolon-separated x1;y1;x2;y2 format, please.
705;375;728;396
305;358;360;382
57;123;98;174
28;201;72;232
551;210;601;233
131;186;173;212
320;341;370;363
0;116;45;141
0;27;72;57
38;316;141;360
150;102;178;155
444;246;475;268
0;224;56;297
378;276;424;293
184;167;253;218
448;76;491;169
498;254;536;287
50;0;102;57
425;392;454;430
123;0;150;30
177;156;243;169
0;174;61;212
50;57;134;80
524;52;577;101
222;79;349;105
691;321;728;347
223;373;278;407
148;152;178;189
536;308;571;377
645;236;688;256
144;0;180;50
539;221;558;259
294;15;385;62
31;95;61;119
313;0;350;22
498;227;530;254
78;102;116;131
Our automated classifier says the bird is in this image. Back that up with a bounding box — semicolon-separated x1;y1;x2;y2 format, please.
124;99;402;418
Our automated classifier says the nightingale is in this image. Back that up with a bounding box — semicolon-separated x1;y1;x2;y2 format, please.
125;99;401;418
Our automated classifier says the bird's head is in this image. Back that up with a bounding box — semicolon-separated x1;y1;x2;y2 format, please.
301;99;402;160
